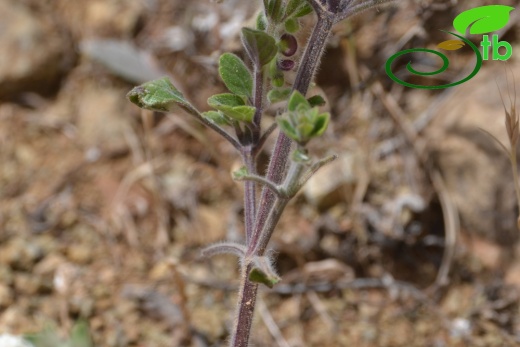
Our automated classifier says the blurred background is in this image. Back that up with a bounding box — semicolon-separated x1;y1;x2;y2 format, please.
1;0;520;346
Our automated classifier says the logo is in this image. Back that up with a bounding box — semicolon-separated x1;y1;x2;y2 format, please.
386;5;514;89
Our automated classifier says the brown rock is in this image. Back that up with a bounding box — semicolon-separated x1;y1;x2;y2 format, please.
0;284;13;308
0;2;71;99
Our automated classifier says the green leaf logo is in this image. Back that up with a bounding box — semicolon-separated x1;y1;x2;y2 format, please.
453;5;514;35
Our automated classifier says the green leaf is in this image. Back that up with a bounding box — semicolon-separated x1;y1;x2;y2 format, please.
241;28;277;67
277;118;300;142
249;268;279;288
202;110;232;126
307;95;326;107
284;0;306;19
219;53;253;97
232;166;249;180
208;93;255;122
267;0;283;23
287;91;309;111
272;74;284;87
284;18;300;33
256;12;267;31
310;113;330;137
453;5;514;35
224;106;256;122
294;3;313;18
127;77;193;113
267;88;292;103
248;256;280;289
291;148;310;163
208;93;245;108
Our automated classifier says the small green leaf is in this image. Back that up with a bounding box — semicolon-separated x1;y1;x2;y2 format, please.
207;94;255;122
256;12;267;31
267;88;292;103
208;93;245;108
224;106;256;122
307;95;326;107
232;166;249;180
241;28;277;67
272;74;284;87
277;118;299;142
284;18;300;33
202;110;232;126
249;268;279;288
294;3;313;18
310;113;330;137
284;0;306;19
453;5;514;35
248;256;280;289
219;53;253;97
292;148;310;163
287;91;310;111
267;0;283;23
127;77;193;113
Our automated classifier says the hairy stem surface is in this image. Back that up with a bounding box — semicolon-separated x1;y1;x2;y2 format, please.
230;263;259;347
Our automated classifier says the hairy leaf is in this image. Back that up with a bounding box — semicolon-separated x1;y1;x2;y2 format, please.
267;0;283;23
208;94;255;122
307;95;326;107
232;166;249;180
208;93;246;108
287;91;309;111
284;0;307;19
241;28;277;67
202;110;232;126
248;256;280;288
219;53;253;97
127;77;193;113
267;88;292;103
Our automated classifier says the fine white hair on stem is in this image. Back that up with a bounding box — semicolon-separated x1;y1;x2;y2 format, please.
201;242;247;259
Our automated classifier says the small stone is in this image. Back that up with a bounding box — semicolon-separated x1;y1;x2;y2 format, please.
0;238;44;271
66;244;93;264
303;153;358;209
13;273;43;295
0;284;13;308
0;2;70;98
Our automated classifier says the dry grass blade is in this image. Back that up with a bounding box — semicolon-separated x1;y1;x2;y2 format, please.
495;69;520;228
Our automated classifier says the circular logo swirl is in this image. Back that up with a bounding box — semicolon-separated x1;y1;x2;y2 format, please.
385;31;483;89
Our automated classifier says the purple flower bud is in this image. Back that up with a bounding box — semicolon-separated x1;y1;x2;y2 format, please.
278;59;295;71
280;33;297;57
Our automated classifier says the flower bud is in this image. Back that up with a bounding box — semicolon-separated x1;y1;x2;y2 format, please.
278;59;295;71
279;33;298;56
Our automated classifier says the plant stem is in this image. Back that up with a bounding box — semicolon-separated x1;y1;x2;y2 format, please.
230;14;335;347
230;263;259;347
249;14;334;252
242;147;257;245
